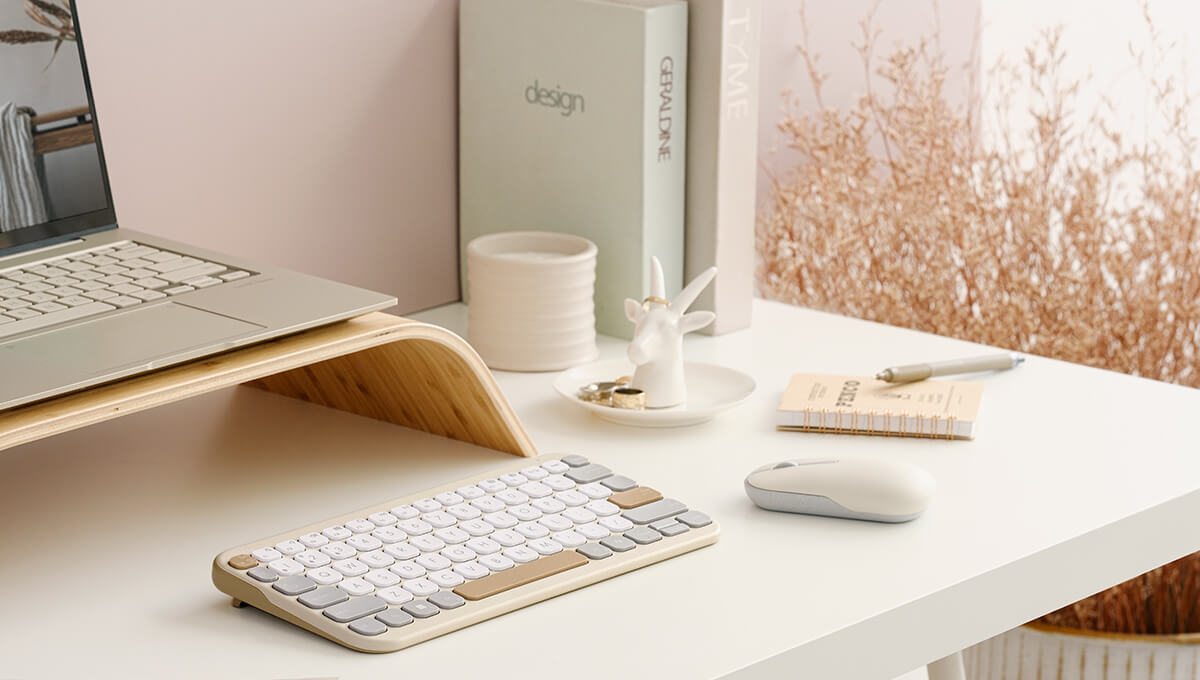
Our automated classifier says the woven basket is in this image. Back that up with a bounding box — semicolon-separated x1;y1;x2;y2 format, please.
964;623;1200;679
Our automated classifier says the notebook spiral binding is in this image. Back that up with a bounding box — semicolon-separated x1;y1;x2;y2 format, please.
778;408;960;440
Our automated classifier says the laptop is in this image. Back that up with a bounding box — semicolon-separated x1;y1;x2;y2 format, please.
0;4;396;411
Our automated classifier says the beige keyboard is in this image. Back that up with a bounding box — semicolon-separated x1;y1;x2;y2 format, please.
212;453;719;653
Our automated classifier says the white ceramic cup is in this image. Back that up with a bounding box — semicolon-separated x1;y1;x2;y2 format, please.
466;231;599;371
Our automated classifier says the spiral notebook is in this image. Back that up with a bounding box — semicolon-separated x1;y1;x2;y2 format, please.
776;374;984;440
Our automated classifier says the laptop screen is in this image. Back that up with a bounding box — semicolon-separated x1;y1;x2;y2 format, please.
0;0;115;256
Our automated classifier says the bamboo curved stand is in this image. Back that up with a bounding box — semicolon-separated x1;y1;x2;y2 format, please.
0;313;537;457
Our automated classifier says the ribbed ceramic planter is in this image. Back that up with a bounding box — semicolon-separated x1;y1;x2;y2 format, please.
965;623;1200;680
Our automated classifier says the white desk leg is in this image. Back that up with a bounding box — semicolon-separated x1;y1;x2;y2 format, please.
926;651;966;680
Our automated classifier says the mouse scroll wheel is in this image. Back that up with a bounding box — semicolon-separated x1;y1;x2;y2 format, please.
773;461;798;469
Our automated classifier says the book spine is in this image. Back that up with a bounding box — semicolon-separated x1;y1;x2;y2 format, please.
776;410;970;440
640;2;689;318
684;0;761;334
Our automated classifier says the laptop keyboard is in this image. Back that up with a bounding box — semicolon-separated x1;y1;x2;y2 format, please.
0;241;255;340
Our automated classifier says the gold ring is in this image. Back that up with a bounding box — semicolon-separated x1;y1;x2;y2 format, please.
611;387;646;410
642;296;670;310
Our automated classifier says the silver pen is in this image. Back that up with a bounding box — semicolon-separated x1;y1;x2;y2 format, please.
874;352;1024;383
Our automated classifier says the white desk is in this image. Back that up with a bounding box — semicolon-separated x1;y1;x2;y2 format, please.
3;300;1200;679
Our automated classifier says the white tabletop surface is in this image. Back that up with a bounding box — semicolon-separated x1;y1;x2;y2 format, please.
4;299;1200;679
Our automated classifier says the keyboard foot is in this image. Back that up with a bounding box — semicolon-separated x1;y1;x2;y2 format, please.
231;598;245;608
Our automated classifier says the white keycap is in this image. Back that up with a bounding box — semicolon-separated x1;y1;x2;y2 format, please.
184;275;221;288
456;485;485;500
453;561;490;580
345;518;375;533
478;478;507;493
383;543;421;561
464;537;502;555
520;466;549;481
58;295;93;307
371;526;407;544
301;532;330;547
390;561;427;580
377;586;414;605
599;516;634;533
499;473;528;487
346;535;383;552
131;289;166;301
446;503;482;521
496;489;530;506
409;535;446;553
515;522;549;539
491;529;526;547
434;527;470;545
586;500;620;517
577;522;610;540
161;285;194;296
539;515;573;532
323;525;353;540
532;498;567;514
108;295;141;308
551;530;586;548
435;491;465;506
307;567;343;585
364;570;401;588
502;546;540;564
441;545;477;563
459;519;495;537
470;496;506;513
251;547;283;563
397;519;432;536
320;542;356;560
415;554;452;571
428;570;465;588
563;507;598;524
359;550;395;569
423;511;457;529
368;511;398;526
509;504;542;522
527;539;564;556
132;277;169;290
220;270;251;282
543;475;575;491
30;302;66;313
390;505;420;520
267;558;305;576
555;490;589;507
479;554;516;572
578;483;612;499
295;550;332;568
518;481;553;498
338;577;375;596
483;512;518;529
332;559;369;577
108;283;141;295
413;497;442;513
541;460;569;474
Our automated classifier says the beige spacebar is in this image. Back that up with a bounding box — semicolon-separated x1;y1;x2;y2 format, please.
454;550;588;601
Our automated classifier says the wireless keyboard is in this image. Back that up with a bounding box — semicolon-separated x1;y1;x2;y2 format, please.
212;454;719;653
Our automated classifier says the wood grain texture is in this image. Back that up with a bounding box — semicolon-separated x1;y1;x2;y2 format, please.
33;122;96;154
0;313;536;457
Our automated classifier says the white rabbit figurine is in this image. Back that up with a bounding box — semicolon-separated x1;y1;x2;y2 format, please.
623;257;717;408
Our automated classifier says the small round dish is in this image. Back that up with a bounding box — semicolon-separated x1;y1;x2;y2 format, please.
553;359;756;427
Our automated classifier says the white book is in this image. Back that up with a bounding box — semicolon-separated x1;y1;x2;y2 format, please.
684;0;761;334
459;0;689;339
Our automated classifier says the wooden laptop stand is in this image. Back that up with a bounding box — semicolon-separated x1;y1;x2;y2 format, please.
0;313;537;457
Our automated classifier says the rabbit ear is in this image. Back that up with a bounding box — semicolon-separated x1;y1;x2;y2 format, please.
671;266;717;313
650;256;666;299
625;298;645;324
678;310;715;335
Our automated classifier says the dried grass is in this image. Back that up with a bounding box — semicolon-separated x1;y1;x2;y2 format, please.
1;0;75;61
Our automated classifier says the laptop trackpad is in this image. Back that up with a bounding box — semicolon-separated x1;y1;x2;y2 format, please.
3;303;261;378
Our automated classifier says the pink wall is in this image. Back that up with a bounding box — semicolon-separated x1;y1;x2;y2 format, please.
75;0;461;314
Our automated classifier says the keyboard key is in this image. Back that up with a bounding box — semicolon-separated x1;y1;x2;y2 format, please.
220;270;251;282
551;530;586;548
144;251;181;263
324;595;387;623
364;569;401;588
464;537;502;555
159;263;225;283
295;550;332;569
624;527;663;545
22;292;55;303
659;522;690;537
543;475;575;492
55;295;91;307
3;307;41;321
578;483;612;499
95;264;129;275
600;535;636;552
185;276;221;288
247;566;277;582
423;511;457;529
251;547;283;563
435;491;465;506
30;302;66;313
456;485;485;500
499;472;528;487
518;481;553;498
107;296;142;308
322;526;352;541
676;510;712;528
383;543;420;561
470;496;505;513
433;527;470;545
428;570;465;588
429;591;467;609
576;522;610;540
531;498;566;514
346;535;383;552
107;283;141;295
227;554;257;570
147;256;201;274
390;505;420;520
478;478;507;493
410;535;446;553
269;559;306;578
133;277;169;289
586;500;620;517
377;587;414;606
555;490;589;507
122;259;153;270
490;529;525;547
446;503;482;521
359;550;395;569
349;617;388;636
98;275;132;286
114;245;157;259
5;272;41;283
541;460;569;474
366;511;397;527
401;600;440;619
162;285;195;296
415;554;452;571
520;466;549;480
131;289;167;301
601;475;638;492
565;463;612;484
562;454;589;467
527;538;563;555
610;487;665;510
563;507;597;524
275;539;305;556
413;497;442;513
371;526;407;544
1;298;32;309
397;519;432;536
19;281;53;293
307;567;343;585
538;515;573;532
272;575;317;596
599;516;634;533
459;519;494;537
509;504;542;522
502;546;539;563
578;543;613;560
390;559;427;578
483;512;517;529
622;498;687;524
345;518;375;533
338;577;375;596
479;554;515;572
298;587;347;609
454;550;587;601
331;559;368;577
320;542;356;560
441;545;477;563
515;522;549;539
401;578;438;597
496;489;530;505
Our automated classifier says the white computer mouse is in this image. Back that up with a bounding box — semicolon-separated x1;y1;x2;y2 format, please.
744;457;935;523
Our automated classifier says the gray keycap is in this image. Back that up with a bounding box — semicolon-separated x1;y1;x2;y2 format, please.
273;575;318;596
625;527;663;545
565;463;612;484
324;595;387;623
377;609;415;628
600;535;636;552
623;498;688;525
401;600;441;619
349;617;388;636
577;543;613;560
601;475;637;491
649;518;678;531
298;587;348;609
660;523;690;537
676;510;712;528
247;566;277;582
429;591;466;610
561;454;589;467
